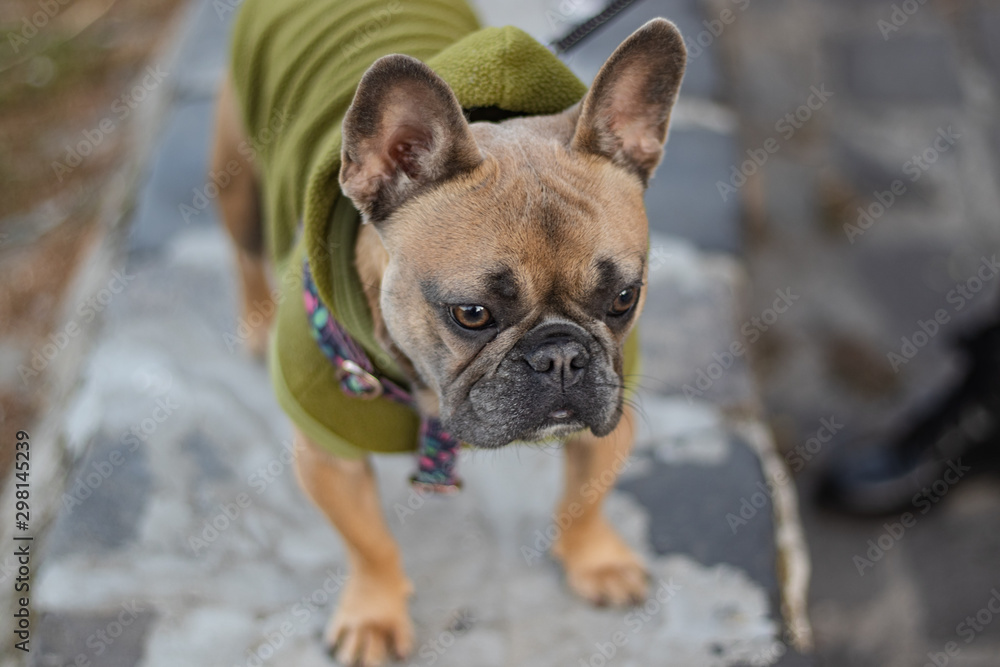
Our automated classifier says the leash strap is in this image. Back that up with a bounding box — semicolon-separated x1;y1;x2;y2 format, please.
549;0;645;54
302;261;462;493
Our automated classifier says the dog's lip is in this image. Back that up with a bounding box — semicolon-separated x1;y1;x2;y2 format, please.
451;411;588;447
527;420;586;442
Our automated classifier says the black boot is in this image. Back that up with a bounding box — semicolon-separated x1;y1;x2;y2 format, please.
817;321;1000;516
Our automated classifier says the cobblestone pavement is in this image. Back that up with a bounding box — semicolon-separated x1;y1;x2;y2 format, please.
0;1;816;666
715;0;1000;665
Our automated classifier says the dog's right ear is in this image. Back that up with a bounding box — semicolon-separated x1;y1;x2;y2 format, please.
340;54;482;223
571;19;686;186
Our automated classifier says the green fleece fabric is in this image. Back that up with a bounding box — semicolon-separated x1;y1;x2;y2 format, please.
232;0;637;457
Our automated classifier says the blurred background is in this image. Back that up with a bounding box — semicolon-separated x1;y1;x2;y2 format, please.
2;0;999;665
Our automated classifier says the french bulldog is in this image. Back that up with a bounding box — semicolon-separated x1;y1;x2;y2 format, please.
212;8;685;666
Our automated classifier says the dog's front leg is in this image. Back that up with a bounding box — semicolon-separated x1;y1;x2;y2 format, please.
293;428;414;666
552;406;648;606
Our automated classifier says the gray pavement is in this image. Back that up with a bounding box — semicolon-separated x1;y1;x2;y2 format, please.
0;1;813;666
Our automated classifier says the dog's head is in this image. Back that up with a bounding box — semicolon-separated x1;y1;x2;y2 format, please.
340;20;686;447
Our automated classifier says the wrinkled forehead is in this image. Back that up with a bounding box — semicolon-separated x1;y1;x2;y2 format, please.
384;138;650;296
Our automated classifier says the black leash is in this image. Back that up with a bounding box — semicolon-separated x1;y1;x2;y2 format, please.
549;0;645;54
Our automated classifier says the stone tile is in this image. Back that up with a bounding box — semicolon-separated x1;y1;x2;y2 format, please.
641;236;754;405
633;394;731;464
46;432;152;558
904;486;1000;645
797;472;1000;665
970;4;1000;87
141;607;261;667
827;34;962;106
848;241;970;336
993;124;1000;192
830;131;925;201
649;127;743;253
757;155;820;239
0;340;28;387
718;1;826;131
127;99;215;256
34;223;796;665
620;438;780;592
30;607;157;667
170;0;233;101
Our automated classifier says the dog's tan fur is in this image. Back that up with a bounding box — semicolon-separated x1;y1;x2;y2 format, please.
213;19;685;666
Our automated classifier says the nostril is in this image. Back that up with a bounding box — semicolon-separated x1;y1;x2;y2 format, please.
569;347;590;369
526;349;554;373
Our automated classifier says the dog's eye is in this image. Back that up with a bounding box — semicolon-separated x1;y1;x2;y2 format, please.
609;287;639;317
451;305;494;330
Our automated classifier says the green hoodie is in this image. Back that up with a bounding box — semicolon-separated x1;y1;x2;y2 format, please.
231;0;637;457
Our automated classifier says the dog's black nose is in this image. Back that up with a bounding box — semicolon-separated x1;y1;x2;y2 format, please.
524;325;591;389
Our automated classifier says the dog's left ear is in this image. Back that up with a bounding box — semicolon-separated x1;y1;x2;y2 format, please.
571;19;687;185
340;54;482;222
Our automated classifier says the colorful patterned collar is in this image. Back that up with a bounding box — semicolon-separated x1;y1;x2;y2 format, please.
302;261;461;493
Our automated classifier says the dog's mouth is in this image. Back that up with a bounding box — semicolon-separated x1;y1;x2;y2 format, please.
444;402;602;448
538;407;589;434
548;407;576;422
517;407;589;442
461;422;586;448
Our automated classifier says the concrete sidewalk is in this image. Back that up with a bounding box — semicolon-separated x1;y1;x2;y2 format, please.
3;1;812;665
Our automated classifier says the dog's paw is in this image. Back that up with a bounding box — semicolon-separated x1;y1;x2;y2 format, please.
326;575;414;666
553;519;649;607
